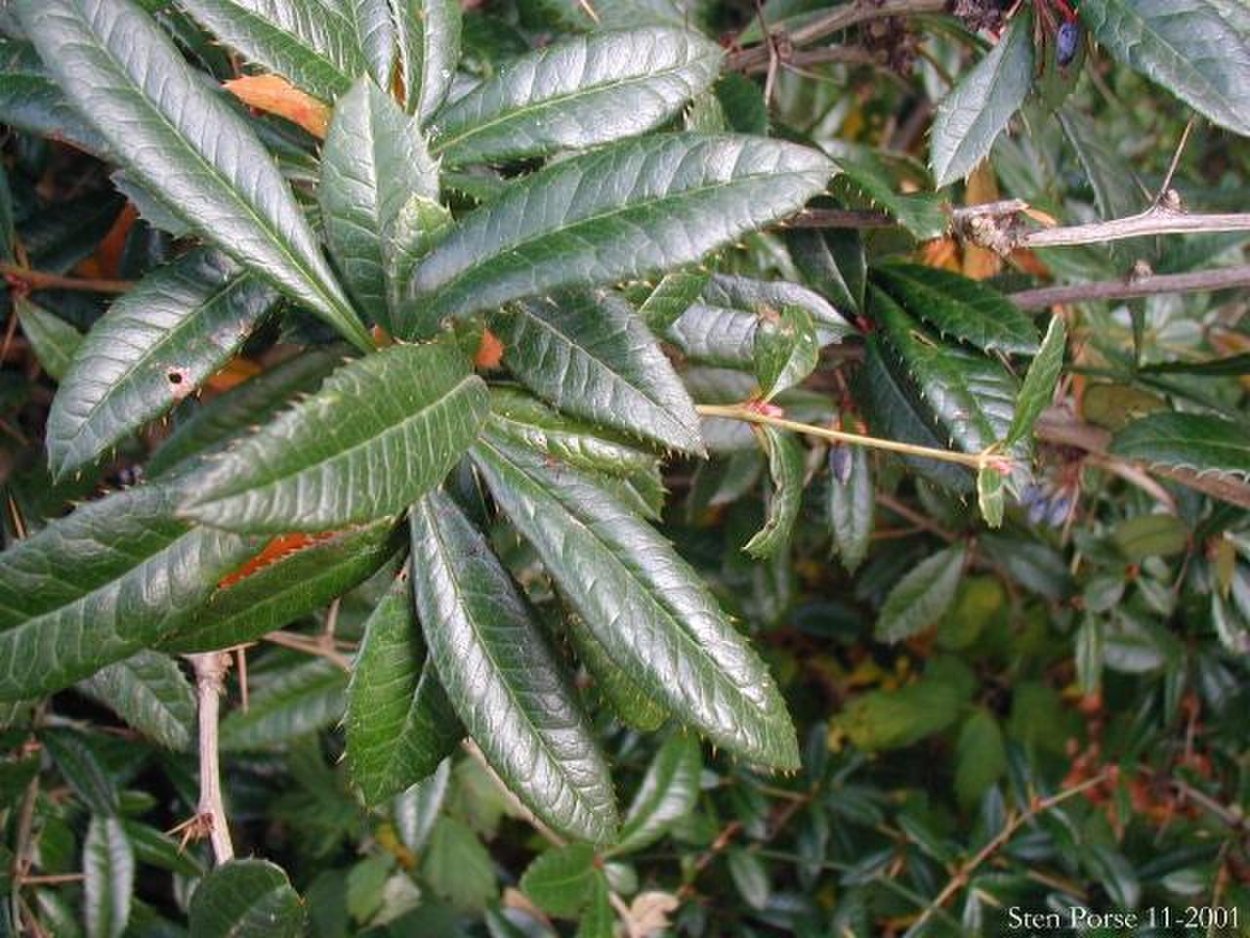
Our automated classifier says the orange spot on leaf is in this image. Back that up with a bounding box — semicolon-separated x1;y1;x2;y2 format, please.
217;531;337;589
474;328;505;369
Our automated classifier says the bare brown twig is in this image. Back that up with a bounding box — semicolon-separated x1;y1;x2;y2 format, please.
1;261;133;294
187;652;235;865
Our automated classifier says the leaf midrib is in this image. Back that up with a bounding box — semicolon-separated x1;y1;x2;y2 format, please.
415;496;609;830
52;0;355;338
431;38;716;156
195;368;482;505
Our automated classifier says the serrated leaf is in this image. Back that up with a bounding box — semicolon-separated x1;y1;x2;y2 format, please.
665;273;851;369
40;727;119;814
431;27;723;166
1007;315;1066;446
875;545;967;643
870;287;1019;455
0;484;255;701
410;492;618;843
392;0;461;121
346;571;462;805
471;427;798;769
489;292;703;454
189;859;305;938
786;225;867;315
178;0;364;101
149;348;344;478
1080;0;1250;137
0;37;109;155
754;306;820;400
520;843;598;917
858;337;972;492
637;268;711;333
488;388;660;479
348;0;397;88
930;15;1033;187
1110;412;1250;479
76;651;195;751
977;465;1005;528
163;521;399;653
421;817;495;911
220;659;348;750
827;444;873;573
181;342;489;533
84;816;133;938
47;251;278;478
122;820;204;878
407;134;833;327
743;427;804;559
16;0;373;351
566;618;668;733
321;78;440;335
1057;109;1143;222
871;263;1038;355
833;150;946;239
15;296;82;382
613;733;701;855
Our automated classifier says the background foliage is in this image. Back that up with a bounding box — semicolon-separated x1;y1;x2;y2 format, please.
2;0;1250;934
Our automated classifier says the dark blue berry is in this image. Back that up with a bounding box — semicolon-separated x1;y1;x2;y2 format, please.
1057;20;1081;67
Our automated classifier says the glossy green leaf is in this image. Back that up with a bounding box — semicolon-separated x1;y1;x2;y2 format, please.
875;545;967;643
743;427;804;559
40;728;119;815
1058;109;1143;222
1080;0;1250;137
47;251;278;479
148;347;344;478
1110;412;1250;479
832;149;946;240
786;225;866;314
976;465;1005;528
15;296;83;382
220;659;348;750
827;444;873;573
727;850;770;910
520;843;598;917
410;492;618;843
162;520;399;653
408;134;833;326
871;263;1039;356
122;820;203;878
471;427;799;769
431;27;722;166
394;759;451;853
16;0;373;351
84;816;133;938
346;571;462;805
637;268;711;333
1007;315;1067;446
76;651;195;751
321;78;441;335
0;484;254;701
614;733;701;854
421;817;495;911
871;287;1019;455
393;0;461;121
1141;352;1250;376
181;342;489;533
178;0;364;100
189;859;305;937
490;292;703;454
488;389;659;480
665;274;851;369
0;37;109;155
930;14;1033;187
858;336;972;492
754;306;819;400
349;0;397;88
566;617;668;733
